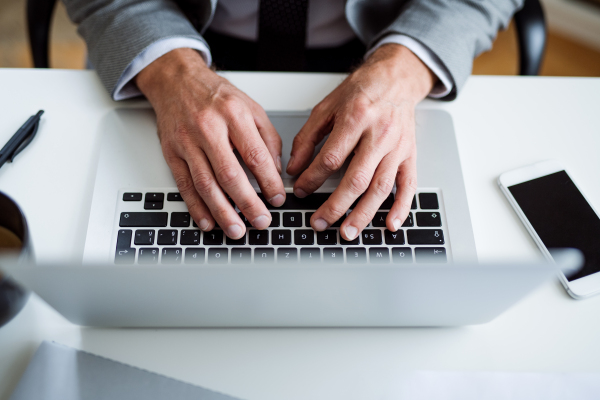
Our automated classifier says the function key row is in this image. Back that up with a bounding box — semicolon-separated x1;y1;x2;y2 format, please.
122;192;440;211
116;228;444;247
115;246;447;265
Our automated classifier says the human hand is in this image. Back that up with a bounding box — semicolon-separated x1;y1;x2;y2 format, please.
135;48;286;239
286;44;436;241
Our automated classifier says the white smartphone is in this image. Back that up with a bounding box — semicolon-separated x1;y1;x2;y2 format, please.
498;160;600;299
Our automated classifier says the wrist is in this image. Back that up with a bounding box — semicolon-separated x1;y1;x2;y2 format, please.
135;48;211;101
365;43;437;102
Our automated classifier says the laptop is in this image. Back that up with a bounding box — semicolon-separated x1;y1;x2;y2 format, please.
2;108;563;327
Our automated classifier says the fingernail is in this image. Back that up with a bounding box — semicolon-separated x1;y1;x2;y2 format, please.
227;224;243;239
313;218;328;231
287;155;295;172
345;225;358;240
393;219;401;231
199;218;211;231
276;156;282;174
252;214;271;230
269;194;285;207
294;188;308;198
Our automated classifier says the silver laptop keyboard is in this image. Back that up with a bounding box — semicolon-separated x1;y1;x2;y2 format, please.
113;189;449;265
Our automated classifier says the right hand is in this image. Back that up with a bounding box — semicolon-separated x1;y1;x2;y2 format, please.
135;48;286;239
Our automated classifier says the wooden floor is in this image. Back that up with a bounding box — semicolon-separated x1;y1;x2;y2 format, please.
1;0;600;77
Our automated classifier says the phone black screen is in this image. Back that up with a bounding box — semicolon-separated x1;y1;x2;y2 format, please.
508;170;600;282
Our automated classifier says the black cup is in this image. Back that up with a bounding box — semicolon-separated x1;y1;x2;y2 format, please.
0;191;32;328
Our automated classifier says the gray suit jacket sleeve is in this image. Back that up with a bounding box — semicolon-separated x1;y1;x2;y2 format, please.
62;0;211;98
346;0;524;100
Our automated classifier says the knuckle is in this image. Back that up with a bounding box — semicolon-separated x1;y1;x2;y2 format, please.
326;203;348;221
321;151;345;173
351;207;373;224
235;195;261;214
215;164;240;187
175;175;195;195
222;97;245;118
190;169;214;194
348;170;371;194
373;175;395;197
404;175;418;192
245;146;270;169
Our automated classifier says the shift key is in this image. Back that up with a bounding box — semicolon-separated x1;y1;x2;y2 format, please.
120;212;168;227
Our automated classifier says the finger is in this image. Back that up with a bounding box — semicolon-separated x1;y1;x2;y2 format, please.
249;103;283;174
309;141;384;235
229;114;286;208
341;152;398;240
183;147;246;239
286;104;333;175
387;156;417;232
167;155;215;231
294;119;362;198
202;124;272;231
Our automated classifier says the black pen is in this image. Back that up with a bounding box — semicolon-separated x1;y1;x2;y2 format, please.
0;110;44;168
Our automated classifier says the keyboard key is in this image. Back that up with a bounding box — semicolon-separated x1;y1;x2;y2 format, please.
277;248;298;263
258;192;330;210
407;229;445;245
317;230;337;245
323;248;343;263
301;248;321;263
123;192;142;201
226;234;246;245
180;229;200;245
419;193;439;209
231;248;252;264
116;229;132;250
384;229;405;245
270;212;280;227
402;212;414;227
157;229;178;245
120;212;168;227
392;247;413;263
115;247;135;264
369;247;390;263
238;212;252;227
272;229;292;245
294;230;314;245
340;236;359;245
415;247;447;263
249;230;269;245
346;247;367;264
167;192;183;201
185;248;205;264
411;196;417;209
372;212;387;227
332;213;346;228
170;212;191;227
362;230;382;245
145;193;164;202
305;212;313;227
203;230;223;245
138;248;159;264
416;212;442;227
380;194;394;209
254;248;275;263
134;229;155;245
162;248;182;264
283;212;302;227
207;248;228;264
144;201;163;210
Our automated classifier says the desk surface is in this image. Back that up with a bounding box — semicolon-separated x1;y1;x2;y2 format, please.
0;70;599;400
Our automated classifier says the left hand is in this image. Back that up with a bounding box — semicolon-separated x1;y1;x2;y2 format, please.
286;44;436;241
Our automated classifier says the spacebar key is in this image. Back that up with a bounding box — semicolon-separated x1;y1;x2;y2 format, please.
119;212;168;227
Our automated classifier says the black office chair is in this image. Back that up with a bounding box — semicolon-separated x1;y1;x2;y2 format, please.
27;0;547;75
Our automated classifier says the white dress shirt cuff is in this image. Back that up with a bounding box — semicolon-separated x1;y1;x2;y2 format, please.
113;37;212;101
365;34;453;99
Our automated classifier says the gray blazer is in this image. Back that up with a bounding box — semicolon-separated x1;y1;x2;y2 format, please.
62;0;523;100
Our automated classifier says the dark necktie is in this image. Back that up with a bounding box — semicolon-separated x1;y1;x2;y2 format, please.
257;0;309;71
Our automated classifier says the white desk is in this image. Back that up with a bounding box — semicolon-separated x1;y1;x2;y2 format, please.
0;70;599;400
